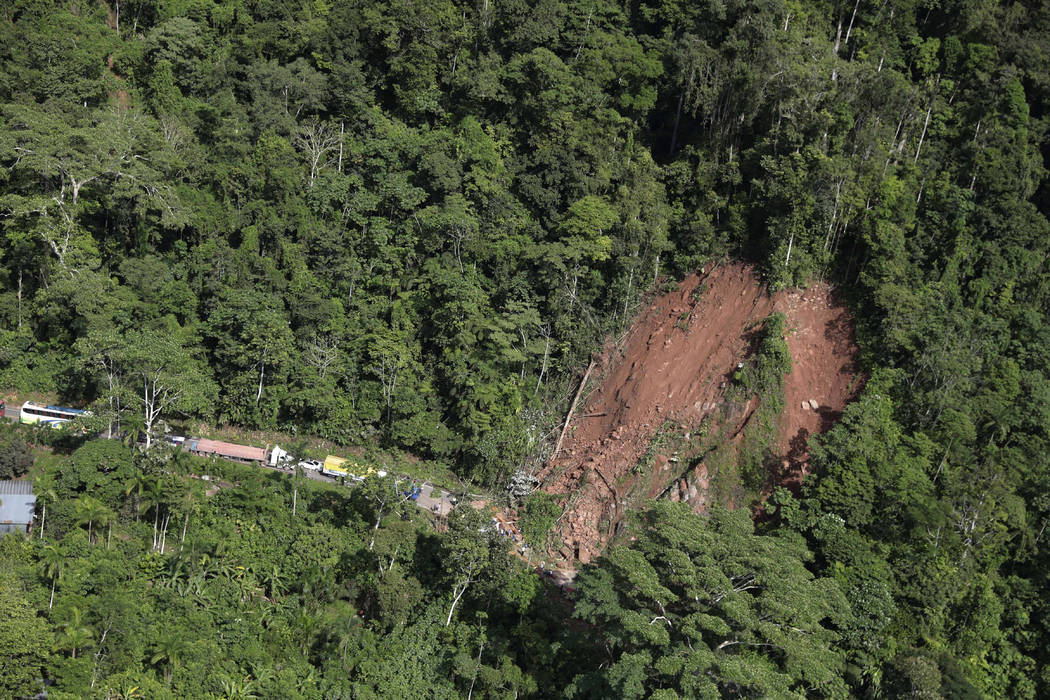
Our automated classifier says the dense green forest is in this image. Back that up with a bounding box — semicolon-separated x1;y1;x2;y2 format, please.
1;0;1049;696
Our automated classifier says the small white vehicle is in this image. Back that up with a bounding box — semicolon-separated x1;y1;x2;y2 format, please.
298;459;323;472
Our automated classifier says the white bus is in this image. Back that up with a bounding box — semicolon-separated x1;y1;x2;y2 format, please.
20;401;90;427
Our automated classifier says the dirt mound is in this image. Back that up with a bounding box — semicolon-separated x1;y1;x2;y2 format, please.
538;263;860;565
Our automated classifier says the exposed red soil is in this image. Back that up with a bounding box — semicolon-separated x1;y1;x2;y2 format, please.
772;285;862;490
538;262;861;565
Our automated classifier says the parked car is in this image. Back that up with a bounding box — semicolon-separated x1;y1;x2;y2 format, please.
298;459;323;472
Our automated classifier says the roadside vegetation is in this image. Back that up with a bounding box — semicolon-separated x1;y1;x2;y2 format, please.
1;0;1049;696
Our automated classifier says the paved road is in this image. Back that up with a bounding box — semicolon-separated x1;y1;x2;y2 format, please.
415;482;455;516
249;465;458;517
2;400;458;517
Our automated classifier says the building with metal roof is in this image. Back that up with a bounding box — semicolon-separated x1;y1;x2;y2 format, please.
0;480;36;535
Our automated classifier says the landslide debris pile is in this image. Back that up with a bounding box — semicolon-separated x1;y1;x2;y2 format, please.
537;263;860;565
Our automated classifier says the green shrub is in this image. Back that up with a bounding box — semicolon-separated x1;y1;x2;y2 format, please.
0;429;33;480
518;492;563;549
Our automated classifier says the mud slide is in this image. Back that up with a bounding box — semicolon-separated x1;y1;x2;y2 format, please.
537;262;860;565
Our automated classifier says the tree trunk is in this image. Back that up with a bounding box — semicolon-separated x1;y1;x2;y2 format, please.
446;582;470;627
160;514;170;554
256;351;267;406
553;360;596;458
534;328;551;396
50;578;56;610
844;0;860;45
466;637;486;700
143;376;153;449
914;103;933;164
40;503;46;540
369;508;384;551
337;121;344;173
831;19;842;81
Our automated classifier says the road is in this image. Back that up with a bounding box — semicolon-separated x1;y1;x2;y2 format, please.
414;482;455;516
2;399;459;518
5;400;576;583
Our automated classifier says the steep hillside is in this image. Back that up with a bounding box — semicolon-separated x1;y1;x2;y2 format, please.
538;263;860;564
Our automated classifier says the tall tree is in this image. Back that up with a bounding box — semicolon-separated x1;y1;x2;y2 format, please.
120;328;215;448
569;502;850;698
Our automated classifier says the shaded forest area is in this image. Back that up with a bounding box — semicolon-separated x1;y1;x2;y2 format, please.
1;0;1050;697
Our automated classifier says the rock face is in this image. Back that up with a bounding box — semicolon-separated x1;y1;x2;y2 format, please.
537;263;863;568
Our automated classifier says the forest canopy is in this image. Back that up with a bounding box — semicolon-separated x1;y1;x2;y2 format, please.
1;0;1050;697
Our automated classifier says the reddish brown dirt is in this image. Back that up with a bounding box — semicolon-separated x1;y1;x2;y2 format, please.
538;262;861;565
772;285;862;490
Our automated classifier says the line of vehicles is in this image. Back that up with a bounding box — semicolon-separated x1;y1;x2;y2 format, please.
170;436;390;482
15;401;389;483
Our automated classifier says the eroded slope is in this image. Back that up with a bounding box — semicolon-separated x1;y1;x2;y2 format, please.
538;263;860;564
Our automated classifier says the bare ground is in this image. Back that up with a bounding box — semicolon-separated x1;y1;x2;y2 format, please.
537;262;861;565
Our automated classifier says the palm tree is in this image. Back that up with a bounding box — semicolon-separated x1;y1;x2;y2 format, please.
57;605;94;659
100;503;117;549
35;474;58;540
39;543;65;610
163;557;188;593
186;570;207;597
260;564;287;600
121;413;145;448
220;676;258;700
74;495;113;544
170;444;195;476
124;471;151;523
140;479;166;551
150;633;189;685
234;568;261;603
177;485;198;550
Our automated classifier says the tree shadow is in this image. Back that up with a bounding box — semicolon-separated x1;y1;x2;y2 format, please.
307;488;359;530
787;427;811;464
815;406;842;433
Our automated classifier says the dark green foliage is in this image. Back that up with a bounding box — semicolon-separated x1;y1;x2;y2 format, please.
0;427;33;479
732;312;792;491
0;568;53;698
1;0;1049;696
732;312;792;399
569;503;849;698
518;492;563;550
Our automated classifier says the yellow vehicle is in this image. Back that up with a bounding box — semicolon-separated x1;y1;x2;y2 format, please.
321;455;387;481
322;455;351;478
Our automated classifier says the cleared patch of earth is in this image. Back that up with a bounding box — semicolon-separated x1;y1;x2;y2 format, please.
774;284;862;490
537;262;861;566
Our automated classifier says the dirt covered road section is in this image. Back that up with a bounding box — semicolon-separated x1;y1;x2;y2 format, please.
537;263;860;565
